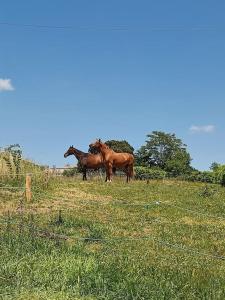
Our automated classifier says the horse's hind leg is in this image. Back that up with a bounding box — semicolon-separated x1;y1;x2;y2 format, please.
124;166;129;183
112;167;116;175
83;168;87;181
127;165;133;182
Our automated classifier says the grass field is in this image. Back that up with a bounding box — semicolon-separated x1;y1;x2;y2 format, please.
1;176;225;299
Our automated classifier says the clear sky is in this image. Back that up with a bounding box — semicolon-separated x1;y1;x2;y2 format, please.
0;1;225;170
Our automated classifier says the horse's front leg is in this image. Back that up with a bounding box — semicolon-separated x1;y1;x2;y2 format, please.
106;163;113;182
103;165;108;181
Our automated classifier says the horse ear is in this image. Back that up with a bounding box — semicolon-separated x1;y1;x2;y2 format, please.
72;145;73;147
98;138;101;142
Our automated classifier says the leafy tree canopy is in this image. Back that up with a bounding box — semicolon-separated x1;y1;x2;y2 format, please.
105;140;134;154
136;131;191;175
89;140;134;154
210;162;220;172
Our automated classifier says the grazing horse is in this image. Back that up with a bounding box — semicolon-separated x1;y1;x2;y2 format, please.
89;139;134;183
64;146;104;180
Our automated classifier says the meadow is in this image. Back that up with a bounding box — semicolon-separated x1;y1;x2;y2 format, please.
1;175;225;299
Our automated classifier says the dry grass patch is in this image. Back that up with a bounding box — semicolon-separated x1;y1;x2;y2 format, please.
53;187;113;203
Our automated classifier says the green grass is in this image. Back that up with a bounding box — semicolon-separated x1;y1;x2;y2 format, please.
0;177;225;299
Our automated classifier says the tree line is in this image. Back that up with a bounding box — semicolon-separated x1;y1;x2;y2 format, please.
102;131;191;176
1;132;224;185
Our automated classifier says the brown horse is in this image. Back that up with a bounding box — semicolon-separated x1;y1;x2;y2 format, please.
64;146;104;180
89;139;134;183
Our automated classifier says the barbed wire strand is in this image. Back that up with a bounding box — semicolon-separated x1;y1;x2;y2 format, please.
0;186;25;190
0;218;224;261
42;194;225;221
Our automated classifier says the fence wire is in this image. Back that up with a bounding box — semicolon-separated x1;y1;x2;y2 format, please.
0;217;224;261
42;194;225;222
1;176;225;263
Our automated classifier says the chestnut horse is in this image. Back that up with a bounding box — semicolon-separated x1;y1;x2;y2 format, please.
89;139;134;183
64;146;104;180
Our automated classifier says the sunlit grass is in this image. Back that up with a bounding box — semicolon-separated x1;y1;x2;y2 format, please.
0;177;225;299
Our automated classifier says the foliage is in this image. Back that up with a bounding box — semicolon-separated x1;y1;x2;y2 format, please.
105;140;134;154
89;139;134;155
1;144;22;176
136;131;191;176
180;171;216;184
222;173;225;187
213;165;225;187
62;167;78;177
210;162;220;172
0;144;44;178
134;166;167;180
198;185;217;198
179;167;225;187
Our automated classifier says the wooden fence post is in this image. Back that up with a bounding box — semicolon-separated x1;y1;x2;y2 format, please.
25;173;32;201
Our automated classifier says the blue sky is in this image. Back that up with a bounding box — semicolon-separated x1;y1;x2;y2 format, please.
0;1;225;170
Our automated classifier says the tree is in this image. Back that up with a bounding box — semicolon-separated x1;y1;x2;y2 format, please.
136;131;191;175
211;164;225;187
210;162;220;172
164;150;192;176
90;139;134;154
105;140;134;154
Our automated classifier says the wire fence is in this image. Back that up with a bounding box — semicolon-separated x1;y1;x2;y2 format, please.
0;169;73;176
1;173;225;263
0;186;25;190
0;216;224;262
42;193;225;222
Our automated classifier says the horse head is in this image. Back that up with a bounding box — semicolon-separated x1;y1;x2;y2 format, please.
89;139;103;150
64;145;75;158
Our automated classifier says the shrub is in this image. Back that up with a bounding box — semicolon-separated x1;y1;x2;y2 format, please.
62;168;78;177
180;171;216;184
134;166;167;180
213;165;225;186
221;173;225;187
198;185;217;198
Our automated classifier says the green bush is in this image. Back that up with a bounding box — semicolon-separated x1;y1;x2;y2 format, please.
62;168;78;177
180;171;216;184
221;173;225;187
134;166;167;180
135;165;225;186
213;165;225;186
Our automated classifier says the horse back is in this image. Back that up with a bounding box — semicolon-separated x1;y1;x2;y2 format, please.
81;153;103;168
109;152;134;166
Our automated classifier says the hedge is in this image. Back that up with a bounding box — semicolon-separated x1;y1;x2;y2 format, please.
134;166;166;180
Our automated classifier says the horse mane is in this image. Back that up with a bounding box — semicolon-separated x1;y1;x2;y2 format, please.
99;142;110;149
71;147;89;157
100;142;114;153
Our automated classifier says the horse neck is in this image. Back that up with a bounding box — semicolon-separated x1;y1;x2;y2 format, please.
99;144;112;158
72;148;86;160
